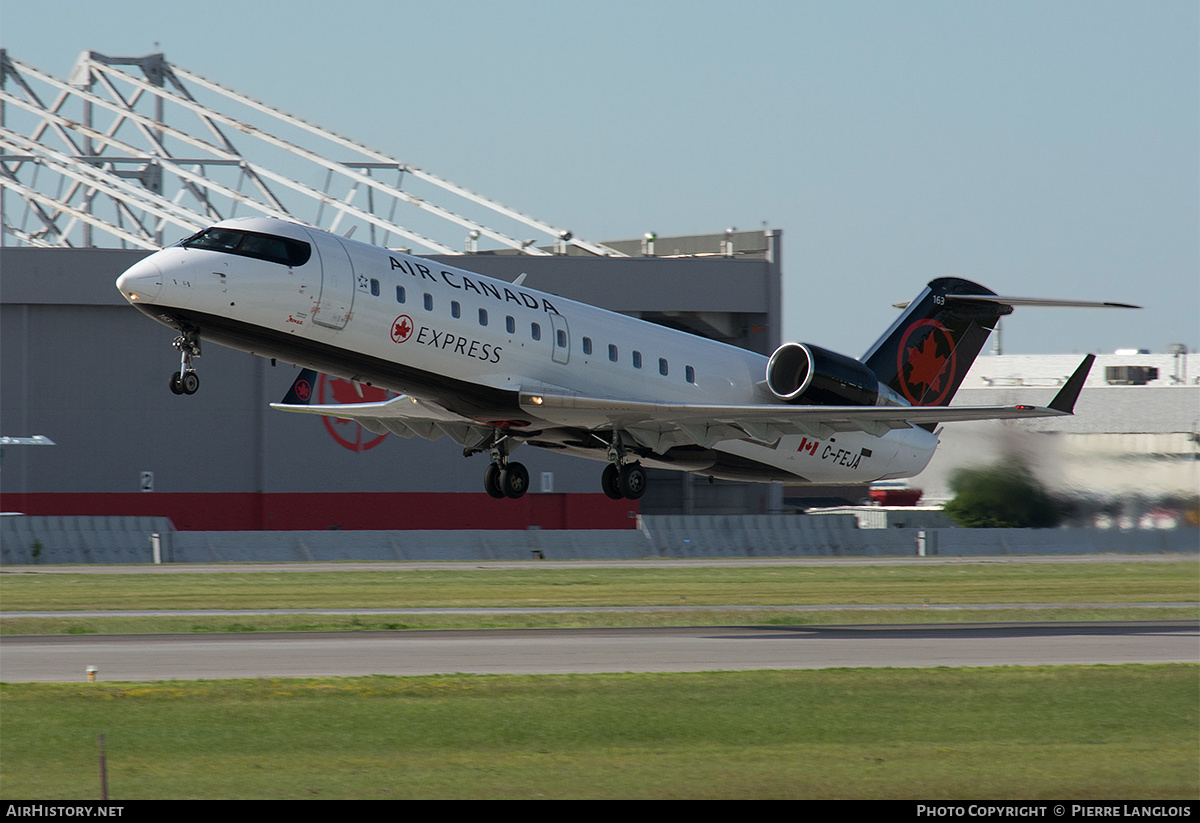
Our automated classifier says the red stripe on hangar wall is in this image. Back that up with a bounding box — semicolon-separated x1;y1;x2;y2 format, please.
7;493;639;531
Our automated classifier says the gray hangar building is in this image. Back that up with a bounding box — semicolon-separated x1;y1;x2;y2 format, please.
1;50;806;531
1;233;787;531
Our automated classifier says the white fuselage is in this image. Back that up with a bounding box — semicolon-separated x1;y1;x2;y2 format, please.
116;217;937;485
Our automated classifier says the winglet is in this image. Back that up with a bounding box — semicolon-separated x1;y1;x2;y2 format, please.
1048;355;1095;414
280;368;319;405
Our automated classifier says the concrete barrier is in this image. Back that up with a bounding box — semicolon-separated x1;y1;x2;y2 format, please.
165;528;655;563
1;514;1194;565
1;515;175;565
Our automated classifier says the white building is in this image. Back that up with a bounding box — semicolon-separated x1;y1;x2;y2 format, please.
920;350;1199;527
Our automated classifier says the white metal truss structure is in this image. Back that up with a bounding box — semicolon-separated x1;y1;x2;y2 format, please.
0;50;624;256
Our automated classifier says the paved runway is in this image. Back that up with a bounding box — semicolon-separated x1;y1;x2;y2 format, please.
2;621;1195;682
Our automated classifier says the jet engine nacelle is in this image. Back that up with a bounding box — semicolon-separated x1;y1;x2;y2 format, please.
765;342;880;406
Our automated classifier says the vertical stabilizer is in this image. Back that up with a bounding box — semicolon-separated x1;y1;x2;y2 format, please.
862;277;1010;407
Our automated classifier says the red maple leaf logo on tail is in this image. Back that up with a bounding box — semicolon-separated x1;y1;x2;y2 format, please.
905;334;949;397
897;320;957;405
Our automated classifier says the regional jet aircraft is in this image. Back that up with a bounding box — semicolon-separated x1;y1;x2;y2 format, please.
115;217;1136;500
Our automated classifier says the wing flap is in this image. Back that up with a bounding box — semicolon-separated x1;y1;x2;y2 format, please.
271;392;494;447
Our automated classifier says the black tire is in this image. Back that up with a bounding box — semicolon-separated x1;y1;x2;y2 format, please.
169;373;184;395
500;462;529;499
601;463;624;499
180;371;200;395
618;463;647;500
484;463;505;499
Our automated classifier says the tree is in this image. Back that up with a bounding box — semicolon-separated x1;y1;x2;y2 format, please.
942;462;1062;528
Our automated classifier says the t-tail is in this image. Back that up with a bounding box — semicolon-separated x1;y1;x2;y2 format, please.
862;277;1006;407
860;277;1139;408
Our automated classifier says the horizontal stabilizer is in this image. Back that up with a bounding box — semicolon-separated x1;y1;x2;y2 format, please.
946;294;1141;309
892;295;1141;310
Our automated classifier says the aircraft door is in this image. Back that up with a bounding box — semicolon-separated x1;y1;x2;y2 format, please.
549;311;570;365
306;230;356;330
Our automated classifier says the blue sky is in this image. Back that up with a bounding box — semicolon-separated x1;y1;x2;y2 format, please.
3;0;1196;357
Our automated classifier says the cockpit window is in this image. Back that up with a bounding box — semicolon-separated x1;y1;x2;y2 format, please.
182;228;311;267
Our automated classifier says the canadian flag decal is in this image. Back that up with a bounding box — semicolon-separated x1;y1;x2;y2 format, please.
797;437;820;456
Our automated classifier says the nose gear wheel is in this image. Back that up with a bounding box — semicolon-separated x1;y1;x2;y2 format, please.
169;330;202;395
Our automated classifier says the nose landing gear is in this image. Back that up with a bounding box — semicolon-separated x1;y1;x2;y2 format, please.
169;330;201;395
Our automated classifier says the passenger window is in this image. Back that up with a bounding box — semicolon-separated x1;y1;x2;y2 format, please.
608;344;618;362
686;365;696;384
370;278;380;297
659;358;668;376
633;351;642;369
423;293;433;311
396;286;406;303
451;301;461;319
479;308;488;326
506;316;515;334
583;337;592;355
556;329;567;348
531;323;541;341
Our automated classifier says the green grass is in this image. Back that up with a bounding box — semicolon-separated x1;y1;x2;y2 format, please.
2;561;1195;798
2;666;1196;799
3;561;1196;611
3;560;1194;634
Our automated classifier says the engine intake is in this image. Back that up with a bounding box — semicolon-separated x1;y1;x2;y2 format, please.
766;343;880;406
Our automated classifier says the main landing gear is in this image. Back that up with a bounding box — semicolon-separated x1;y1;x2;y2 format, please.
601;433;646;500
473;430;647;501
601;462;646;500
168;330;201;395
484;461;529;499
480;435;529;499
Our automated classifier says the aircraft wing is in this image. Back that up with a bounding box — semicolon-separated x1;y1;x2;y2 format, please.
273;356;1093;455
271;393;495;448
517;355;1095;453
